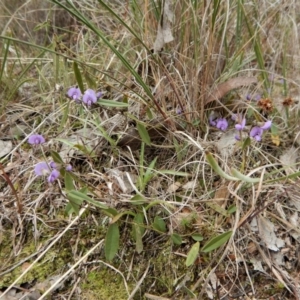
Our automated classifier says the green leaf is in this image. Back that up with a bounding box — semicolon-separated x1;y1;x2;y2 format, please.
64;172;75;191
205;152;239;181
143;157;157;184
67;190;108;210
66;192;83;216
242;137;251;150
186;242;200;267
191;234;203;242
130;194;146;205
111;211;135;223
50;150;64;164
132;213;145;254
73;61;84;93
152;216;166;233
65;202;78;216
201;231;232;253
105;223;120;261
227;205;237;214
137;122;151;146
171;233;182;245
98;99;129;108
230;168;260;183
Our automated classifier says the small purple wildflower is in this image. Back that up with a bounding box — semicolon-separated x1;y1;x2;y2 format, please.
255;94;261;101
235;134;241;141
209;114;217;126
216;118;228;131
96;91;103;99
67;87;82;102
49;161;57;169
83;89;97;107
246;94;251;101
66;164;72;171
48;169;60;183
235;118;246;131
260;120;272;130
250;126;263;141
34;162;50;176
28;134;45;145
278;78;285;84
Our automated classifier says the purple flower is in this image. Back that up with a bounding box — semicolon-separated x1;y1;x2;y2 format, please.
66;164;72;171
48;169;60;183
209;114;217;126
49;161;57;169
96;91;103;99
246;94;251;101
67;87;82;102
235;118;246;131
34;162;51;176
28;134;45;145
216;118;228;131
250;126;263;141
255;94;261;101
260;120;272;130
82;89;97;107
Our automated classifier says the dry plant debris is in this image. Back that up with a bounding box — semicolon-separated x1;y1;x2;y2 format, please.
0;0;300;299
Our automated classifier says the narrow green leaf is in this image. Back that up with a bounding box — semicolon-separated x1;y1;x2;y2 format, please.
227;205;237;214
242;137;251;150
65;202;79;216
105;223;120;261
137;122;151;146
186;242;200;267
205;152;239;181
132;213;145;254
171;233;182;245
191;234;203;242
231;168;260;183
111;211;135;223
201;231;232;253
64;172;75;191
144;157;157;183
73;61;84;93
152;216;166;233
130;194;146;205
67;190;108;209
50;150;64;164
98;99;129;108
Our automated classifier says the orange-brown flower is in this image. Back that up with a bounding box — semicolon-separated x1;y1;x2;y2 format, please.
257;98;273;112
282;97;293;107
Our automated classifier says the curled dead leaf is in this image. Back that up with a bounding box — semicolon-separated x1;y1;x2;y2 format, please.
206;77;257;104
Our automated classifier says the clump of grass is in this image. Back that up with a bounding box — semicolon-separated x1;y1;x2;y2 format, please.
1;0;300;299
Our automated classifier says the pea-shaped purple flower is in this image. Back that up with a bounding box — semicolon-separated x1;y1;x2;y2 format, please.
34;162;51;176
260;120;272;130
28;134;45;145
216;118;228;131
48;169;60;183
83;89;97;107
250;126;263;141
67;87;82;102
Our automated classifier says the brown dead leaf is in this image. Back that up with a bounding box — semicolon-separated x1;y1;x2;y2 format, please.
153;0;174;52
206;77;257;104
